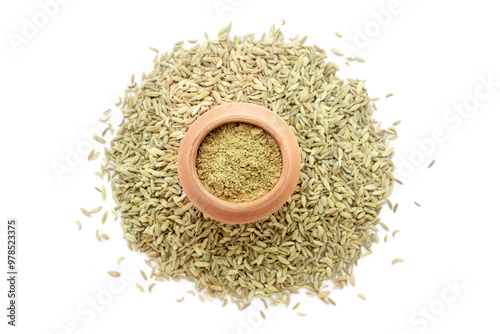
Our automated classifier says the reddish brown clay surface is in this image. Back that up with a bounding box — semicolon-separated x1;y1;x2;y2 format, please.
177;103;301;224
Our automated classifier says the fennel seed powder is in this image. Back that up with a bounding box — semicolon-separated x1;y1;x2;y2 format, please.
196;122;282;202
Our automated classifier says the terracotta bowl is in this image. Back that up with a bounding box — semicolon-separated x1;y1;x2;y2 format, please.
177;103;301;225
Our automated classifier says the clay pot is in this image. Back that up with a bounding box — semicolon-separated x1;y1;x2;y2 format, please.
177;103;301;224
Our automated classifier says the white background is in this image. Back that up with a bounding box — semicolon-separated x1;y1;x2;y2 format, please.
1;0;499;333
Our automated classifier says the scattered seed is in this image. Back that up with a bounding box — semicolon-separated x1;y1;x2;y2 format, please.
96;229;102;241
136;283;145;292
87;150;95;161
296;312;307;317
318;291;330;299
75;220;82;231
148;283;156;293
261;299;268;309
260;310;266;319
414;201;421;207
117;257;125;264
331;48;344;57
393;203;399;213
176;297;184;302
292;302;300;310
199;295;205;302
335;31;342;38
90;206;102;213
108;271;120;277
81;208;91;217
93;135;106;144
101;233;109;240
140;270;147;281
392;258;404;265
428;159;435;168
386;93;394;98
392;230;400;238
393;120;401;126
358;293;366;301
99;114;111;122
101;211;108;224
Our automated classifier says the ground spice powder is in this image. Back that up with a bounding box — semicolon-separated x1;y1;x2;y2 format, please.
196;122;282;202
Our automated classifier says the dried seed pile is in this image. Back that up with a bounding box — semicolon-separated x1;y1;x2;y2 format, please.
196;122;282;202
101;24;396;307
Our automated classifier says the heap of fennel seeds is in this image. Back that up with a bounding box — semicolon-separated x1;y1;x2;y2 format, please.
98;23;397;308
